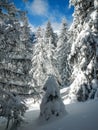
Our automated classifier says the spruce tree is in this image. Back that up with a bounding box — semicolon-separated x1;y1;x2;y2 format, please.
40;75;66;120
56;19;70;86
30;35;48;92
68;0;98;102
45;21;57;47
45;21;60;86
30;23;60;92
0;0;33;95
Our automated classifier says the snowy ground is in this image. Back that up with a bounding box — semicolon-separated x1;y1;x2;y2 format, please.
0;97;98;130
19;100;98;130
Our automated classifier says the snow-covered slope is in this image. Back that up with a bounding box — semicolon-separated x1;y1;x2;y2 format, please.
18;100;98;130
1;100;98;130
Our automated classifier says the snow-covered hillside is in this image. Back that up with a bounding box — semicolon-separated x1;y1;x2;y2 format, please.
0;99;98;130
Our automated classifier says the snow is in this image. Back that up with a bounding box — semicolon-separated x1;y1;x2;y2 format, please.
94;0;98;10
0;98;98;130
91;10;98;21
91;79;98;89
60;87;71;104
43;75;60;97
19;100;98;130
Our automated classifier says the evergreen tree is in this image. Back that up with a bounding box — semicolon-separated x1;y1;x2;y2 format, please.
30;27;46;92
30;24;60;92
56;19;70;86
36;26;44;39
0;0;33;95
44;21;59;79
45;21;57;47
40;75;66;120
68;0;98;102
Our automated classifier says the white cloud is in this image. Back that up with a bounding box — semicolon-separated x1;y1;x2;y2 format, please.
25;0;72;34
29;0;48;16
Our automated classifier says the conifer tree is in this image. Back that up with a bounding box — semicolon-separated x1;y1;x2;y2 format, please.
30;36;48;92
0;0;33;95
30;23;60;92
40;75;66;120
45;21;57;47
56;19;70;86
68;0;98;102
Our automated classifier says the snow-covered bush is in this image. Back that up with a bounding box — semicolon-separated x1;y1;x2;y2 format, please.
40;75;66;120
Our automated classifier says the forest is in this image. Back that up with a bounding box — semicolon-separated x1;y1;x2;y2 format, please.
0;0;98;130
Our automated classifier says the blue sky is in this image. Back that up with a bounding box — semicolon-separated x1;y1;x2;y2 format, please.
13;0;74;32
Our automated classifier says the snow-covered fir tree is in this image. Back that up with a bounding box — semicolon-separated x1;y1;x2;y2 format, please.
30;32;48;92
36;26;44;39
45;21;57;47
56;19;71;86
44;21;59;82
0;0;33;95
69;0;93;42
40;75;66;120
68;0;93;76
30;24;60;92
68;0;98;102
